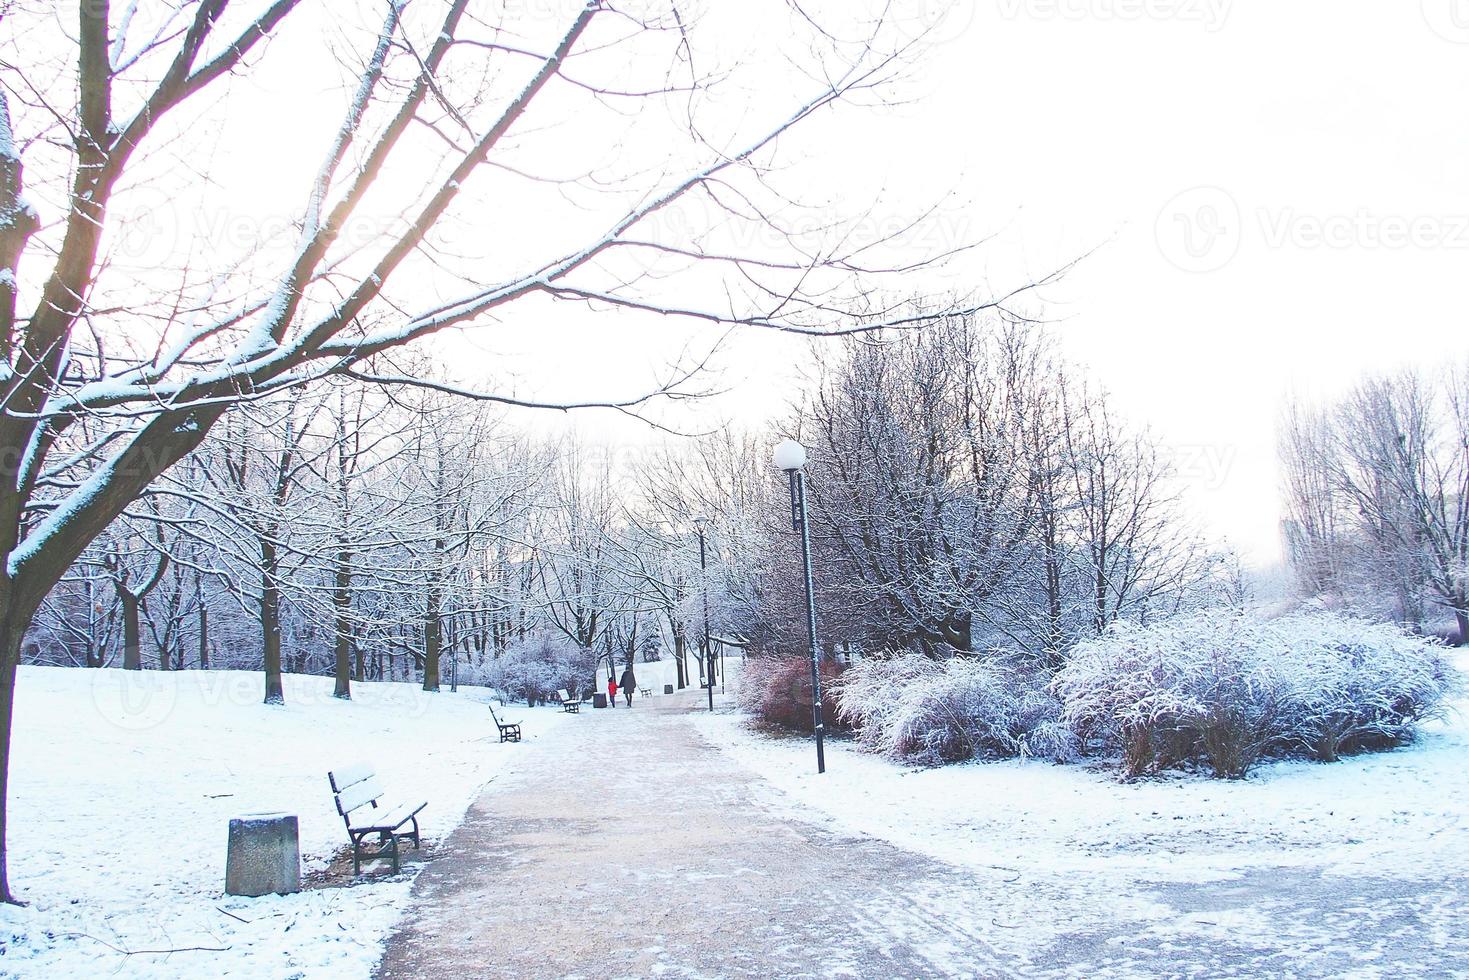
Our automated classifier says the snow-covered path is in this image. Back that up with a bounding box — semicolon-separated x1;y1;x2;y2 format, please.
377;692;1469;978
377;690;1017;977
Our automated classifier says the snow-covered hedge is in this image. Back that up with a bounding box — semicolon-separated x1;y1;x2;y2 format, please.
1274;613;1457;762
1055;612;1455;779
835;654;1073;765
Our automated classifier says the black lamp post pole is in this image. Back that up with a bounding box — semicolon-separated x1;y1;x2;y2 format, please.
698;522;713;712
791;468;825;774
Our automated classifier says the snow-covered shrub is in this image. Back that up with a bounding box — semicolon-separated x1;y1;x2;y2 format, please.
737;654;845;734
1055;611;1454;779
478;633;595;706
1272;613;1455;761
835;653;1071;765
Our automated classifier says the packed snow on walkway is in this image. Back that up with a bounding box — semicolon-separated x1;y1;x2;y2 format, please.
694;651;1469;892
0;667;568;979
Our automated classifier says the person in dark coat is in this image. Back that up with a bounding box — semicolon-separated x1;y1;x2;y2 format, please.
618;666;637;707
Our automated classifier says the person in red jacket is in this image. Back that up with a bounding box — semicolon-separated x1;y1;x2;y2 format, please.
607;675;618;708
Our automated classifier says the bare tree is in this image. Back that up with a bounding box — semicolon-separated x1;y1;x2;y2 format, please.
1058;380;1205;635
99;518;170;671
1279;399;1346;596
200;396;321;703
536;440;624;683
802;315;1046;654
1319;370;1469;639
635;428;780;657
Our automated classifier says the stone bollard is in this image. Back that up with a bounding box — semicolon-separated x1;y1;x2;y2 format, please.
663;684;674;695
225;812;301;897
592;692;608;708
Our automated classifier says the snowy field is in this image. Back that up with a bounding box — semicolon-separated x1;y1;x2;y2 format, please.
0;667;568;979
692;653;1469;965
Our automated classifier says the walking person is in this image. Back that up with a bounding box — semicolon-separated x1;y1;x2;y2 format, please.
607;674;617;708
619;666;637;707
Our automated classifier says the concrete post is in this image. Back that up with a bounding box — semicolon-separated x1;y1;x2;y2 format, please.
225;812;301;897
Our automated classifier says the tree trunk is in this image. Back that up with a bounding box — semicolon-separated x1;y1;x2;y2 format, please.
119;591;142;670
333;550;352;699
0;602;23;903
422;581;441;692
1457;609;1469;648
673;631;687;689
197;601;209;670
260;538;284;705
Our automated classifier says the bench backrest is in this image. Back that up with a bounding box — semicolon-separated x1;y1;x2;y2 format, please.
329;765;384;822
557;689;571;702
488;703;506;727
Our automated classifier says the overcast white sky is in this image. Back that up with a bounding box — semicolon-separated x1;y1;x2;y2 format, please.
926;0;1469;566
553;0;1469;567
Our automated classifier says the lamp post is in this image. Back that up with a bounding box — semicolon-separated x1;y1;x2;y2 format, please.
694;516;713;712
773;438;825;774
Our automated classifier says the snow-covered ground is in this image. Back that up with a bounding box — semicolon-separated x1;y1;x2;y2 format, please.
0;667;568;979
694;652;1469;892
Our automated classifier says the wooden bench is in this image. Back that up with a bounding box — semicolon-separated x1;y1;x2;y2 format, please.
554;688;581;713
489;703;522;742
328;764;426;876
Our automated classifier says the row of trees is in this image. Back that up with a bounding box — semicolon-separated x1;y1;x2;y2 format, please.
1280;365;1469;642
795;317;1213;662
27;379;527;693
24;379;731;703
25;311;1221;694
646;316;1221;668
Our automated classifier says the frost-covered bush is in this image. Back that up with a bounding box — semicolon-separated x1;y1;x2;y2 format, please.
477;633;595;706
1055;614;1283;778
1273;613;1455;762
1055;611;1454;779
737;654;845;734
835;653;1072;765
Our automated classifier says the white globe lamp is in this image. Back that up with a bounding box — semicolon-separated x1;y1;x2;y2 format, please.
773;439;807;472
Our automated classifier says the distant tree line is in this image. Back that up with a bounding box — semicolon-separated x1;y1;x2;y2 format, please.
1280;364;1469;644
